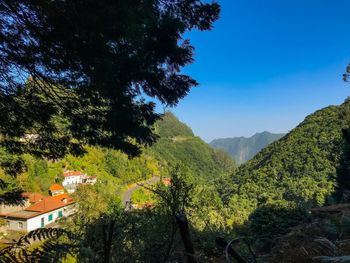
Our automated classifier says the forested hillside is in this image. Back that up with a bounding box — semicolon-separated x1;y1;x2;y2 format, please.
0;112;238;262
0;112;234;194
227;100;350;225
210;131;285;164
147;112;236;178
3;102;350;261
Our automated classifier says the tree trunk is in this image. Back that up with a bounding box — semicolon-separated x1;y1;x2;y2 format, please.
342;128;350;144
104;220;115;263
175;212;196;263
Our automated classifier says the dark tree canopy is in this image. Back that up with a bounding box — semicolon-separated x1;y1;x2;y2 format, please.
0;0;220;158
344;64;350;82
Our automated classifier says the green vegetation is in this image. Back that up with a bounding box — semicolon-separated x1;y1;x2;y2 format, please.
148;112;236;179
210;131;285;164
51;164;231;262
0;1;220;158
248;200;310;241
131;188;154;206
0;113;237;261
4;101;350;261
154;112;194;139
14;147;161;195
1;112;234;197
227;100;350;226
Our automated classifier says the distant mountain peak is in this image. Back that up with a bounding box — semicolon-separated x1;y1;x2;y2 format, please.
210;131;285;164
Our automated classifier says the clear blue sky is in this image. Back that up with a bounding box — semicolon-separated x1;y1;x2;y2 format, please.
165;0;350;142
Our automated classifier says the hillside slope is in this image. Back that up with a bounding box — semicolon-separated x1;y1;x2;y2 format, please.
210;131;285;164
7;112;235;194
228;100;350;223
147;112;236;178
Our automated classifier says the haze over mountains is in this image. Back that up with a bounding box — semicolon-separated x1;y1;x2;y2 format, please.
210;132;285;164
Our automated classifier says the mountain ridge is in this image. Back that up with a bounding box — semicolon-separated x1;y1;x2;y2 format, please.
147;112;236;178
210;131;285;164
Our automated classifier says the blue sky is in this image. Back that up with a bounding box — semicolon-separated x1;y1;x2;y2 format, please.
166;0;350;142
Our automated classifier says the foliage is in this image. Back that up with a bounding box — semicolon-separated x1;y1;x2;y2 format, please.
0;148;26;176
0;113;232;197
10;100;350;261
211;149;237;172
248;200;310;241
0;228;78;263
227;100;350;226
148;112;236;179
344;63;350;82
11;146;162;195
131;188;154;206
0;0;220;158
154;112;194;138
54;163;233;262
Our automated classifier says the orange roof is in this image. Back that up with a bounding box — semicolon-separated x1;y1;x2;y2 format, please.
162;178;171;186
25;195;74;213
22;192;44;203
63;171;85;177
49;183;64;191
51;193;73;202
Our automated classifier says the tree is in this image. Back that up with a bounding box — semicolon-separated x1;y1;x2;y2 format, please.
0;0;220;159
149;163;196;262
343;63;350;82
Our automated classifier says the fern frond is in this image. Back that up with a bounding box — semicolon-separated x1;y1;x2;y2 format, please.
0;228;79;262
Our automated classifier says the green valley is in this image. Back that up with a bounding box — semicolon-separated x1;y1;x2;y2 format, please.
210;131;285;164
2;102;350;262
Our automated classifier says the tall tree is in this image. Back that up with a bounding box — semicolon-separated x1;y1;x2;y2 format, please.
0;0;220;159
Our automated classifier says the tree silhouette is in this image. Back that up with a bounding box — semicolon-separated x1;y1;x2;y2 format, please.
0;0;220;159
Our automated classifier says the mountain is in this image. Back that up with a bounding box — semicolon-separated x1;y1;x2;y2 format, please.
147;112;236;178
227;100;350;225
210;131;285;164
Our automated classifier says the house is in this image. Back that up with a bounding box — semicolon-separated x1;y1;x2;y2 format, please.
49;183;64;196
62;171;86;186
84;176;97;185
62;171;97;193
0;188;75;232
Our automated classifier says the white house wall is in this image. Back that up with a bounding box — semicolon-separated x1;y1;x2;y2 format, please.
27;209;58;231
62;175;83;186
4;204;76;232
5;219;27;231
28;204;76;231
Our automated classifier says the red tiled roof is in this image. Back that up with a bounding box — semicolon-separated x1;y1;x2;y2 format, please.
63;171;85;177
0;193;74;220
162;178;171;186
25;195;74;213
51;193;73;203
49;183;64;191
87;176;96;179
22;192;44;203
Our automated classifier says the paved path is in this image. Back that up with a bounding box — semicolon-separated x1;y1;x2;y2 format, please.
122;176;160;209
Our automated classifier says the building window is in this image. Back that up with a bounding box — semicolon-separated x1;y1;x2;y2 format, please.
18;222;23;229
48;214;53;221
6;221;10;227
58;210;63;217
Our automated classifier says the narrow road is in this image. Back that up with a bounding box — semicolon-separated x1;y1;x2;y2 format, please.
122;176;160;209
